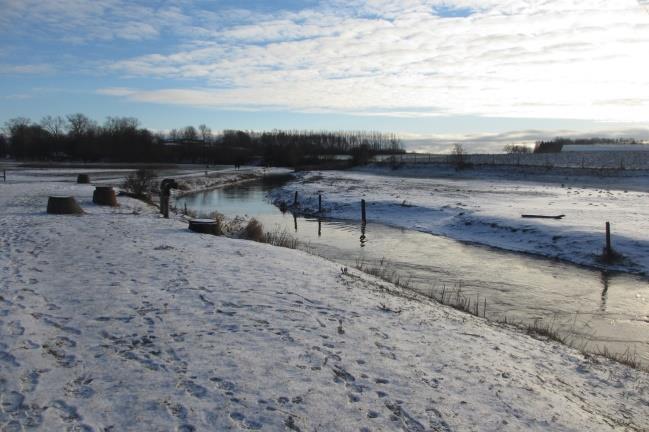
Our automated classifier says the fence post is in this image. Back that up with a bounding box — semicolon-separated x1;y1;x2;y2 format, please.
605;222;612;257
318;194;322;213
361;199;366;223
294;191;298;206
2;170;5;182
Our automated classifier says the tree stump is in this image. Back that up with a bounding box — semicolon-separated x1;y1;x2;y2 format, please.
93;186;118;206
47;196;83;215
77;174;90;184
188;219;222;235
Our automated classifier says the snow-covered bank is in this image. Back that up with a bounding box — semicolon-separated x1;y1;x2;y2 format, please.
1;174;649;431
174;167;291;197
270;167;649;275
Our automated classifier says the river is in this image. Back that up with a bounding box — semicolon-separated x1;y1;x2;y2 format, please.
175;175;649;365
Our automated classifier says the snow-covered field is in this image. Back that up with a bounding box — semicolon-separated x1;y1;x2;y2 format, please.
1;171;649;431
271;166;649;275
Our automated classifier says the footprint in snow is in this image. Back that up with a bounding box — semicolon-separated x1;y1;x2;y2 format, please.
20;370;41;392
64;374;95;399
229;412;262;430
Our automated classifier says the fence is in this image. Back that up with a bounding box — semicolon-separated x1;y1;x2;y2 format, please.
372;151;649;171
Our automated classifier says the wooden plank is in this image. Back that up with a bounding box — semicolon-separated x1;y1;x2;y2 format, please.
521;214;565;220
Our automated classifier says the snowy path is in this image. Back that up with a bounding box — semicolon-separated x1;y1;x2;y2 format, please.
1;176;648;431
270;168;649;275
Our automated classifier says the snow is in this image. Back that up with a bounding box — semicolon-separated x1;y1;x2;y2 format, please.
174;167;291;196
270;166;649;275
1;169;649;431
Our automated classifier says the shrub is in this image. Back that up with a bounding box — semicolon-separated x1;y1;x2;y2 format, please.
122;169;157;197
265;228;298;249
243;218;265;242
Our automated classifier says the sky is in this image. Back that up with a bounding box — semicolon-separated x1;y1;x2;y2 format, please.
1;0;649;152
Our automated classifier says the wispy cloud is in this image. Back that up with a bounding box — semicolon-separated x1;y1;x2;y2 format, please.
4;0;649;124
105;0;649;122
0;63;54;74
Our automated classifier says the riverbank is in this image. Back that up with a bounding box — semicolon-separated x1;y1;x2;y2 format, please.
270;166;649;276
1;171;648;430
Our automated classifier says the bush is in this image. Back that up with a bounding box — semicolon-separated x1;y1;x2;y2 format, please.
243;218;265;242
122;169;157;197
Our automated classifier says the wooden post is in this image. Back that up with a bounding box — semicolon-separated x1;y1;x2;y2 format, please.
318;218;322;237
160;179;178;219
2;170;5;182
294;191;298;206
293;213;298;232
605;222;612;257
361;199;366;223
318;194;322;213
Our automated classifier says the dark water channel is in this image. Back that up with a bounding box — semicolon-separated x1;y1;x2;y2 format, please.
175;176;649;365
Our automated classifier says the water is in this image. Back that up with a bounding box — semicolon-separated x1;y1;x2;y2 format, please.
176;176;649;364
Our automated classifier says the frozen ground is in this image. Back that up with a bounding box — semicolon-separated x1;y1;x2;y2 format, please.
1;172;649;431
270;166;649;275
0;163;278;190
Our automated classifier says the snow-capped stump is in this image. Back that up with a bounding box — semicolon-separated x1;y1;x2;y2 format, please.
47;196;83;215
188;219;222;235
92;186;118;206
76;174;90;184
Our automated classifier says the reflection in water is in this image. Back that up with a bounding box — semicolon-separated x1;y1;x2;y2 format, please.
175;178;649;364
600;271;610;312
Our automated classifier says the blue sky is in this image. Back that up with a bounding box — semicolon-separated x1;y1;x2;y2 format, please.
1;0;649;151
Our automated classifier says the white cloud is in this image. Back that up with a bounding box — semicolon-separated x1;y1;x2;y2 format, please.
4;0;649;123
0;63;54;74
99;0;649;122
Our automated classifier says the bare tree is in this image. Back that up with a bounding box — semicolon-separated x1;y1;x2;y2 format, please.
450;143;467;169
503;144;531;154
182;126;198;141
198;124;212;143
40;115;66;137
66;113;96;137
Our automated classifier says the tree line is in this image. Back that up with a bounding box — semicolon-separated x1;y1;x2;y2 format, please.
534;137;642;153
0;114;403;166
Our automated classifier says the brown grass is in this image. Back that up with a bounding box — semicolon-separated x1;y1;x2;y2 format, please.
264;227;298;249
350;256;648;372
242;218;265;242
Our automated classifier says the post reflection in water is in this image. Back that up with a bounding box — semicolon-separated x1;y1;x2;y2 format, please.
318;218;322;237
600;271;610;312
360;222;367;247
293;213;298;232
